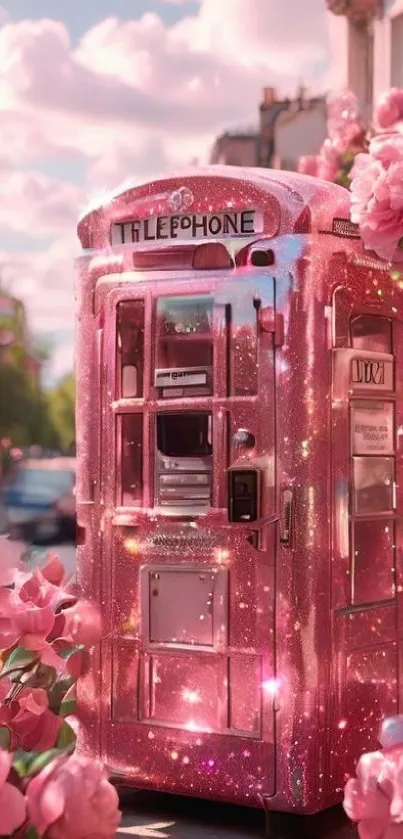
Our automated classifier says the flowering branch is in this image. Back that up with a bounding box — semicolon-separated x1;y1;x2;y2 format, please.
344;716;403;838
298;86;403;263
0;549;121;839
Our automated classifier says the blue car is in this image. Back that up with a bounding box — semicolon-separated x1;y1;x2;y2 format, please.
2;457;76;544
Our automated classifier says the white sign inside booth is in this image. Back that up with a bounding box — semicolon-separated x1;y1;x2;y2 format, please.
351;401;394;456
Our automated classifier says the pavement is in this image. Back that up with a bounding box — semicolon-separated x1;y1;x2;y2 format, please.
116;790;355;839
4;539;357;839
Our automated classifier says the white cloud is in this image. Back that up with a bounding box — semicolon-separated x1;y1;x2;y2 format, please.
0;0;331;380
0;171;84;237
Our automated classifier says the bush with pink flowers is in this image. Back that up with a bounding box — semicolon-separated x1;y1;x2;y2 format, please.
344;716;403;839
297;86;403;263
297;89;368;188
0;546;121;838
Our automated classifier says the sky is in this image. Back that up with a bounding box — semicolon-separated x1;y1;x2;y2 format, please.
0;0;333;384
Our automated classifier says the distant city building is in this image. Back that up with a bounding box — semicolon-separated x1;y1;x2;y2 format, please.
326;0;403;116
210;131;258;167
209;87;327;171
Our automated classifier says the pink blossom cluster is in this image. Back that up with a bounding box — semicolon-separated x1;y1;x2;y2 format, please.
374;88;403;133
298;90;366;183
0;545;121;838
344;716;403;839
350;133;403;263
297;86;403;263
327;90;365;153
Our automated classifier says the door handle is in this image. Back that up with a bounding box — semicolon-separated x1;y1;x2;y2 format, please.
280;488;294;545
244;514;279;553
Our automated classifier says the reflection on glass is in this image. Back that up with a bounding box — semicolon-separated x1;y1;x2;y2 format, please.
351;315;392;354
121;414;143;506
157;413;212;458
156;297;213;396
353;457;394;514
353;519;395;604
117;301;145;397
157;296;213;337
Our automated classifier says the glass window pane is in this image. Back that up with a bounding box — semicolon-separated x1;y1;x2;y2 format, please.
353;457;394;514
117;301;145;398
155;412;213;509
155;297;213;397
157;296;213;338
351;315;392;354
121;414;143;506
353;520;395;604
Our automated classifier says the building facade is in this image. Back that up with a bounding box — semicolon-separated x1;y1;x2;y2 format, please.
210;131;258;167
209;87;327;170
327;0;403;114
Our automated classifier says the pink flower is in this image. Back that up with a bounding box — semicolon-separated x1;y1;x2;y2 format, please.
0;686;62;752
327;89;365;153
344;745;403;839
0;561;77;664
26;752;121;839
0;585;56;652
0;750;27;836
19;566;75;615
41;553;66;587
374;88;403;131
350;134;403;263
317;139;340;182
298;155;319;176
62;600;102;648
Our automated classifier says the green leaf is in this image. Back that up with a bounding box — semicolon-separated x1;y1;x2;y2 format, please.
12;751;37;778
48;676;75;714
60;684;77;717
25;828;40;839
13;748;60;778
0;726;10;750
26;663;57;690
13;743;75;779
57;721;76;750
27;748;64;777
59;644;84;661
1;647;38;678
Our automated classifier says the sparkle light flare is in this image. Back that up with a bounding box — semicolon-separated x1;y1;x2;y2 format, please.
262;678;281;696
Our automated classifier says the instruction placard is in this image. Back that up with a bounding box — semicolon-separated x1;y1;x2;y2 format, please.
351;401;394;455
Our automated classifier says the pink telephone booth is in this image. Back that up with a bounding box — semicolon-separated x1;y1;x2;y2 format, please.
75;168;403;816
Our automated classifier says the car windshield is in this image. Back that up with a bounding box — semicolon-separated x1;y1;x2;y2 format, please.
6;468;74;499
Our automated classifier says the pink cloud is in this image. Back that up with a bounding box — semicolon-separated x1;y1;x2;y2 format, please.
0;0;330;380
0;235;75;331
0;172;84;237
0;5;329;168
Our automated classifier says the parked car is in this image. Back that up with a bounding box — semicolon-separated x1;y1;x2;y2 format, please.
2;457;76;544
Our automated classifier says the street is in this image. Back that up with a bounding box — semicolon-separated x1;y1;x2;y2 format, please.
115;790;355;839
9;539;356;839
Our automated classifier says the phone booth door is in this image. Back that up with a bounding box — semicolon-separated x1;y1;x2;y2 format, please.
101;273;278;804
331;286;403;784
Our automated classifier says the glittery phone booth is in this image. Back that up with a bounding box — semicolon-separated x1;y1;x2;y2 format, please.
75;168;403;814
